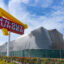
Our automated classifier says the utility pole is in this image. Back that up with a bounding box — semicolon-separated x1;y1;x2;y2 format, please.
7;31;10;56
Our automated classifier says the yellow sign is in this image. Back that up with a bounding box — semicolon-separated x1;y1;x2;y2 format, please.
0;8;28;35
0;8;28;29
2;28;9;36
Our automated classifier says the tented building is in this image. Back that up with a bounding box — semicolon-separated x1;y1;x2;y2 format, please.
0;27;64;58
0;27;52;52
48;29;64;50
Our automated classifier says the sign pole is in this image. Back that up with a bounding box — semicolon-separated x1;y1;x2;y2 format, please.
7;31;10;56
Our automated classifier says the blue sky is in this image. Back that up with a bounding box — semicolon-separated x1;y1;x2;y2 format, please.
0;0;64;45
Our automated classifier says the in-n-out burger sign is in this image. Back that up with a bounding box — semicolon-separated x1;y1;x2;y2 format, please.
0;17;24;35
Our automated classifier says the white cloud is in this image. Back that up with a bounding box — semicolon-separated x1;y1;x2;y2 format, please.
0;0;64;45
8;0;64;34
9;0;53;8
0;0;8;11
21;0;29;4
35;0;53;8
10;0;29;4
0;30;8;44
0;0;63;34
8;0;30;23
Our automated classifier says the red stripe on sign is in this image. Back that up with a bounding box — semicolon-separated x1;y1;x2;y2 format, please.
0;17;24;35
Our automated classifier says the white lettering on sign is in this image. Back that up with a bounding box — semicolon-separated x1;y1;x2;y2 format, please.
0;18;3;27
16;24;20;32
20;26;23;32
0;17;24;35
12;23;15;30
